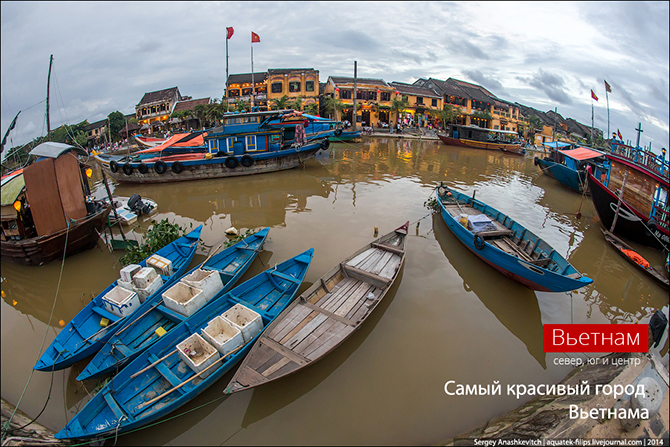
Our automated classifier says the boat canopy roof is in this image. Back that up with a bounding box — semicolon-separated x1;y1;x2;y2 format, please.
136;132;206;153
29;142;87;158
558;147;605;161
1;173;25;206
542;141;571;149
451;124;517;135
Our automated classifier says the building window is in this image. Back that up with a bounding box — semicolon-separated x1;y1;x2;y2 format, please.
272;82;283;93
242;88;252;96
340;89;352;99
305;80;314;92
289;81;301;93
432;98;438;107
416;97;424;105
381;92;391;101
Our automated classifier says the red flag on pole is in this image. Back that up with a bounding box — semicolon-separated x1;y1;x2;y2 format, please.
226;27;234;39
591;90;599;101
251;32;260;43
617;129;623;140
604;80;611;93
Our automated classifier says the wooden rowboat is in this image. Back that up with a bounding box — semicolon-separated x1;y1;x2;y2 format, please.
33;225;202;372
76;228;270;380
55;249;314;440
601;229;669;289
224;221;408;394
436;184;592;292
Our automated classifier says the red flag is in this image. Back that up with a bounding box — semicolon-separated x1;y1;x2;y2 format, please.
617;129;623;140
251;32;260;43
591;90;598;101
604;80;611;93
226;27;234;40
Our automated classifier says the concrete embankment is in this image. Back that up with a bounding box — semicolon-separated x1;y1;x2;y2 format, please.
441;352;669;444
1;399;72;446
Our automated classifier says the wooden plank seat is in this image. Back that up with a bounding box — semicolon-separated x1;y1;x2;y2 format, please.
341;263;391;288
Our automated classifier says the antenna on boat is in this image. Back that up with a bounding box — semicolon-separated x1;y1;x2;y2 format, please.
46;54;53;141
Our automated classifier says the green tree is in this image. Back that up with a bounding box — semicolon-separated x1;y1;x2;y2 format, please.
436;104;458;129
323;96;345;120
233;99;250;113
108;111;125;141
524;115;542;144
289;95;304;111
206;101;223;126
194;104;208;129
390;97;410;124
271;95;291;110
304;102;319;116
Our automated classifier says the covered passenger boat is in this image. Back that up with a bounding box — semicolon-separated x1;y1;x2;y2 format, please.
534;145;609;193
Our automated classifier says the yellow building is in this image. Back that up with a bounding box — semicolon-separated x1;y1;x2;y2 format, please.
323;76;395;127
135;86;181;134
226;72;268;110
266;68;319;110
388;82;443;127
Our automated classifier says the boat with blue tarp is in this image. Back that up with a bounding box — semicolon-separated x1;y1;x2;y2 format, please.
435;183;593;292
75;228;269;381
534;144;609;193
33;225;203;372
55;248;314;440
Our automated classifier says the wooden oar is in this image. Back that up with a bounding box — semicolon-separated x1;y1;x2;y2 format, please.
137;342;247;409
197;243;223;269
130;348;179;379
114;301;163;336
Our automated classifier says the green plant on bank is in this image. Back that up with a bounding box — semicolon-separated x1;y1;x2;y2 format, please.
120;219;191;266
424;196;440;213
222;228;258;249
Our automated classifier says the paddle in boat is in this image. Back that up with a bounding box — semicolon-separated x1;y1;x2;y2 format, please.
33;225;203;372
76;228;270;381
55;248;314;440
601;229;668;289
224;222;408;394
435;183;592;292
534;145;609;194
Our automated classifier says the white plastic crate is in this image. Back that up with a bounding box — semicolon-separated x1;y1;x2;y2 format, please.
102;285;140;318
222;304;263;343
120;264;141;283
177;333;220;378
117;278;134;292
182;269;224;303
147;254;173;276
135;274;163;303
201;316;244;356
133;267;158;289
162;282;205;317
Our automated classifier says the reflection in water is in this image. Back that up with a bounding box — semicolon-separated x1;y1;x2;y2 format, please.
431;214;546;369
239;267;404;429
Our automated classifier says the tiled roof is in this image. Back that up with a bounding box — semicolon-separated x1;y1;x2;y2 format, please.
328;76;390;88
389;82;441;98
268;68;318;75
85;119;107;131
172;98;211;114
228;72;268;84
137;87;180;106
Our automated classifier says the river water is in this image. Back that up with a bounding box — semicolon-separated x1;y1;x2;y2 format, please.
1;138;668;445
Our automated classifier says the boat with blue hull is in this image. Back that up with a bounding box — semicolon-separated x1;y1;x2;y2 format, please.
435;184;592;292
55;248;314;440
76;228;270;381
33;225;203;372
534;145;609;194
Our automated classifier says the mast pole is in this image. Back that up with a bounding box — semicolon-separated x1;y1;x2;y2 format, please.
352;61;357;132
46;54;53;141
226;33;229;113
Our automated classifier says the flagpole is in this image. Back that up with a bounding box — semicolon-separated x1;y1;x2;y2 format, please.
226;32;229;113
591;100;594;147
251;40;255;109
606;89;610;147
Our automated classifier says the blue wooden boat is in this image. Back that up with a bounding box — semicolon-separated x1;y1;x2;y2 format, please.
436;184;592;292
33;225;203;372
55;248;314;440
76;228;270;381
534;145;609;193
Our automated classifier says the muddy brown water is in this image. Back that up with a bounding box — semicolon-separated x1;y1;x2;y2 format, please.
2;138;668;445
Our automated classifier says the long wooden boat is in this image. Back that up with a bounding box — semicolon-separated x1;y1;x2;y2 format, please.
224;222;408;394
55;249;314;440
76;228;270;381
586;162;669;251
438;124;524;155
1;143;112;266
436;184;592;292
534;146;609;194
601;229;669;289
33;225;202;372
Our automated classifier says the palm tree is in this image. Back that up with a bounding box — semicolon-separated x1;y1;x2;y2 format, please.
525;115;542;144
206;102;223;127
233;99;250;113
436;104;458;129
271;95;291;110
194;104;208;129
304;102;319;116
390;97;410;125
323;96;345;121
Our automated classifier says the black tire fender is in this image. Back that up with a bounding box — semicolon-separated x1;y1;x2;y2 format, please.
122;163;133;176
533;157;539;166
474;234;485;250
320;139;330;150
171;161;184;174
225;156;238;169
138;163;149;174
334;128;343;137
110;160;119;173
154;160;167;174
240;155;254;167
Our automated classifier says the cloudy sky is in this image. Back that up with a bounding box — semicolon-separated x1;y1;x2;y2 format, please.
1;1;668;156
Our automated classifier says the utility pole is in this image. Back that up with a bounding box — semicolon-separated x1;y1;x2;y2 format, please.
352;61;357;132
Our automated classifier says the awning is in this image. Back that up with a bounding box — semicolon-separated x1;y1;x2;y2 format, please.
29;141;87;158
1;173;25;206
558;147;605;161
542;141;571;148
135;132;206;154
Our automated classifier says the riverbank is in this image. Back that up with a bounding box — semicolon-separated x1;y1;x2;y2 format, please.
441;351;669;444
1;399;71;446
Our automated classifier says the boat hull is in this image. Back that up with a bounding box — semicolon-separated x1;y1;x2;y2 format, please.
586;169;669;250
1;206;111;266
436;185;592;292
534;157;587;193
438;134;523;154
100;144;322;184
601;229;669;289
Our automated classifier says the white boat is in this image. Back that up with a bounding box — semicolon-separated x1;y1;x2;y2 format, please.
104;195;157;225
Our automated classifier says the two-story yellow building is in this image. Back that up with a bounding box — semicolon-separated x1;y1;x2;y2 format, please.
136;87;182;134
323;76;396;127
266;68;319;110
226;72;268;110
388;82;443;127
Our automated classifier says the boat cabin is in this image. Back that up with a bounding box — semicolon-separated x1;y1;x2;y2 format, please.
448;124;519;143
0;142;93;242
